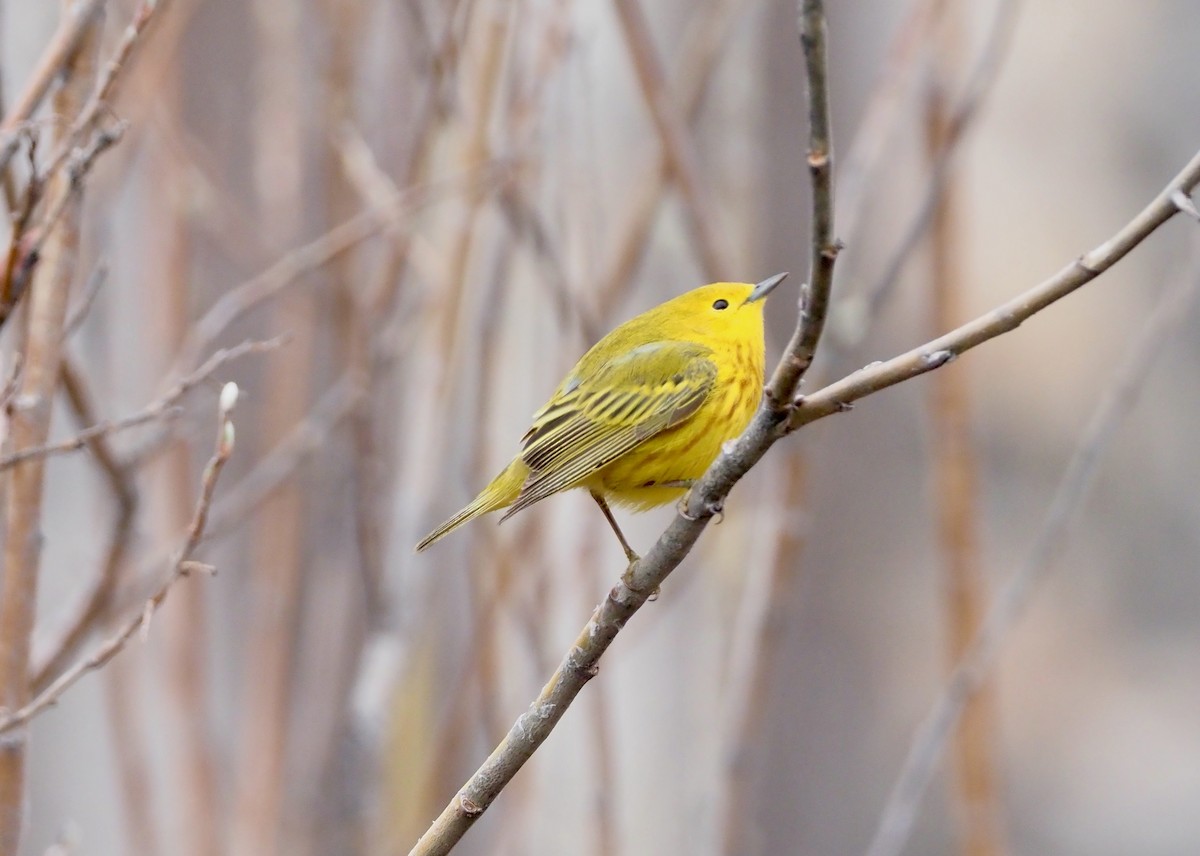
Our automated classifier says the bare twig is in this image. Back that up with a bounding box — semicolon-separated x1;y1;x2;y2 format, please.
38;0;165;189
596;0;747;315
0;337;282;472
834;0;945;253
719;452;808;855
0;121;126;331
764;0;838;403
785;156;1200;431
176;166;499;374
0;384;239;736
863;239;1200;856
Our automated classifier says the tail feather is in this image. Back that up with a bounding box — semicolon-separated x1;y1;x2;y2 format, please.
413;459;527;552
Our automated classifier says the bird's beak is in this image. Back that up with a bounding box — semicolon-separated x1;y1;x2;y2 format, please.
745;271;788;304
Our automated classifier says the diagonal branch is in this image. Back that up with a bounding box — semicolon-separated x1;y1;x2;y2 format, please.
409;3;837;851
785;148;1200;431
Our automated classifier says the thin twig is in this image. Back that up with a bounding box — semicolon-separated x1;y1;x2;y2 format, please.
834;0;945;254
764;0;838;404
0;121;126;331
863;238;1200;856
786;157;1200;431
175;165;499;374
0;385;239;736
0;337;282;472
924;18;1006;852
37;0;165;189
0;26;99;852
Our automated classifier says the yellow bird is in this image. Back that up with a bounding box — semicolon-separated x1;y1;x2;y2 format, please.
415;273;787;560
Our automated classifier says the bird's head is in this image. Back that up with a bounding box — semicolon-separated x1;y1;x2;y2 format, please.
657;273;788;344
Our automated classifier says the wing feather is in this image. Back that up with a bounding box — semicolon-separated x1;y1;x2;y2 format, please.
502;341;716;518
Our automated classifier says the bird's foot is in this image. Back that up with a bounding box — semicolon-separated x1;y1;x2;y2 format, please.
677;490;723;523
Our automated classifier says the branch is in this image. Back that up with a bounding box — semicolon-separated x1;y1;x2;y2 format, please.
0;382;239;736
0;337;282;472
409;3;838;852
785;148;1200;432
765;0;838;403
863;236;1200;856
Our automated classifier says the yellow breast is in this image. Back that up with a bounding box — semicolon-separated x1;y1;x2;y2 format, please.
592;339;763;510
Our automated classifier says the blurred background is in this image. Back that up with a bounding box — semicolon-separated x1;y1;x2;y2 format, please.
3;0;1200;854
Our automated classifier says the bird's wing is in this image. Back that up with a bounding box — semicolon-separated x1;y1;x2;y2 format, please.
502;340;717;517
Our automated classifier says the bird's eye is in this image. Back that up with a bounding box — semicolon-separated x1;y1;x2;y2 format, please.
712;299;729;310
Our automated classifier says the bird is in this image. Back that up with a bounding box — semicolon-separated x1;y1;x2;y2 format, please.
414;272;787;561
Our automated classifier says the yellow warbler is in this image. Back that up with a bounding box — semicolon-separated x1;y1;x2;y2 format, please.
415;273;787;558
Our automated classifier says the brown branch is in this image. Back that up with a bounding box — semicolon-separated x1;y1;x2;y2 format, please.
176;165;498;375
0;20;98;852
835;0;945;254
0;120;126;331
611;0;734;281
0;337;282;473
785;150;1200;431
864;236;1200;856
61;258;108;339
0;384;239;737
718;452;807;855
37;0;165;190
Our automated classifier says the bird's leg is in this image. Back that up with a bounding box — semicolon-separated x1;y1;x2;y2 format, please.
590;490;640;567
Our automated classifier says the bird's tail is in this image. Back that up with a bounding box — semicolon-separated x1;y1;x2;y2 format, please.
414;459;527;552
